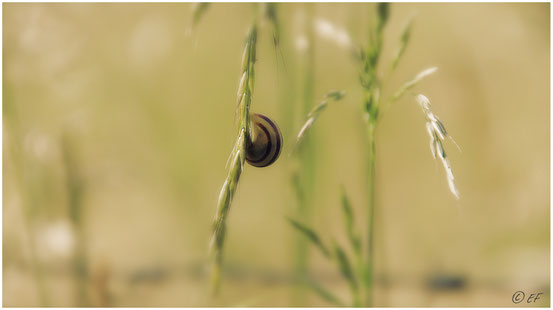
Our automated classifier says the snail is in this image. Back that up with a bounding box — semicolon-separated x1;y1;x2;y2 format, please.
246;113;283;167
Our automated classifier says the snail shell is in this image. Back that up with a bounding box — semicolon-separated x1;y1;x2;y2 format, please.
246;113;283;167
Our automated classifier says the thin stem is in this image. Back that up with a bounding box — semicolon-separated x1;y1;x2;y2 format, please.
209;24;257;295
365;121;377;307
360;4;388;306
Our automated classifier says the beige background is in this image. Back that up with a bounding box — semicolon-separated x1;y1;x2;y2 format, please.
3;3;550;307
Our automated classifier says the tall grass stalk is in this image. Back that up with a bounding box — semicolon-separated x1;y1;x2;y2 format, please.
260;3;305;300
358;4;444;306
286;4;450;307
289;91;354;306
364;122;377;306
358;4;390;305
259;3;315;303
286;184;362;307
209;24;258;295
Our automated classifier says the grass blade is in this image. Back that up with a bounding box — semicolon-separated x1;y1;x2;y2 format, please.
293;90;345;152
391;66;438;102
340;186;361;255
333;242;358;291
302;277;346;307
210;25;257;295
390;15;414;72
286;217;330;258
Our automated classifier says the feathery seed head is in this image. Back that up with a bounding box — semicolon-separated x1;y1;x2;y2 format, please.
416;67;438;81
211;24;258;294
415;94;460;199
293;91;346;150
392;67;438;102
416;94;431;110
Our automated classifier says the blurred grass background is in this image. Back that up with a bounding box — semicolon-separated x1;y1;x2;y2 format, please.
2;2;550;307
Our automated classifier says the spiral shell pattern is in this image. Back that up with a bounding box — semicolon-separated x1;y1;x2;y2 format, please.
246;113;282;167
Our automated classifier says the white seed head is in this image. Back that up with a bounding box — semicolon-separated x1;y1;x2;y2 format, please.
433;116;448;136
416;94;459;199
447;175;460;199
296;117;316;143
431;119;446;140
416;94;431;110
426;122;437;159
415;67;438;81
425;122;434;138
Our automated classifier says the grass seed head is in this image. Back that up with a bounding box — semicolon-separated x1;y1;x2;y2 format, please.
415;94;460;199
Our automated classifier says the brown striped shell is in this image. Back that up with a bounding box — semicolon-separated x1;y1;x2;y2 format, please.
246;113;283;167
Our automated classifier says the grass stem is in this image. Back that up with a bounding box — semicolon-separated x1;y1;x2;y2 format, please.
365;121;377;306
209;24;258;295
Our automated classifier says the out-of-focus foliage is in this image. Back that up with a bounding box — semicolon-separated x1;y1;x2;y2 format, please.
3;3;550;307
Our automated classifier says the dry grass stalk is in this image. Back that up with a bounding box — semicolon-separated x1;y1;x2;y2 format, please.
416;94;460;199
209;24;257;294
392;67;438;102
287;186;363;307
294;90;345;151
